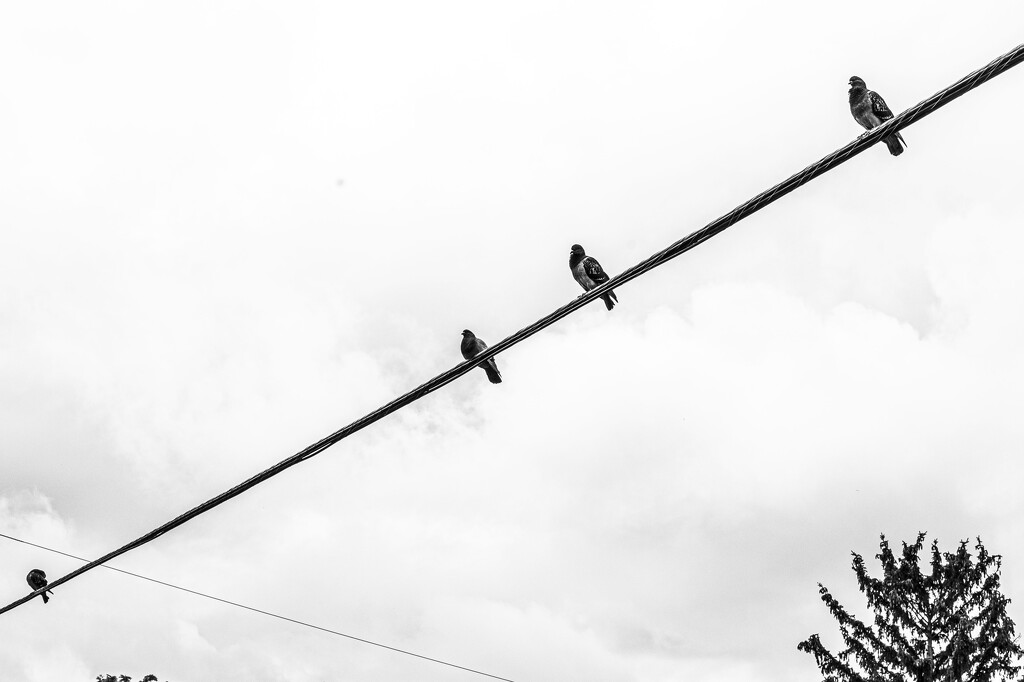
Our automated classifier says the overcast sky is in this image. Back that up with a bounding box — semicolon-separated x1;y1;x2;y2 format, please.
2;2;1024;681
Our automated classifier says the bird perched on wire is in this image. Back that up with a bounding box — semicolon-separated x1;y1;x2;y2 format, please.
848;76;906;156
26;569;53;604
569;244;617;311
461;330;502;384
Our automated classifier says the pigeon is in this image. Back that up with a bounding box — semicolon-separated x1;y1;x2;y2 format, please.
26;569;53;604
461;330;502;384
848;76;906;156
569;244;617;310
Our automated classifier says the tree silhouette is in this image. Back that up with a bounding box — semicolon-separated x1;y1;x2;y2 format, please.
798;533;1022;681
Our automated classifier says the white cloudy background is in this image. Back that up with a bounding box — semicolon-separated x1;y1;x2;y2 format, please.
2;2;1023;681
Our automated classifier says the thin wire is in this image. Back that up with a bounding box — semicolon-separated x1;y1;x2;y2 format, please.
0;532;514;682
1;42;1022;619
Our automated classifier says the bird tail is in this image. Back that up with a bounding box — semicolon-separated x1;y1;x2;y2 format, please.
884;133;905;156
601;291;617;311
42;591;51;604
483;360;502;384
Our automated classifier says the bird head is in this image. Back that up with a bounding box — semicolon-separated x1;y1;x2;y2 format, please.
849;76;866;89
461;329;474;338
570;244;585;257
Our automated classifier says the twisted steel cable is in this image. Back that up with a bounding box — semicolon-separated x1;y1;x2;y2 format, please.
3;42;1022;618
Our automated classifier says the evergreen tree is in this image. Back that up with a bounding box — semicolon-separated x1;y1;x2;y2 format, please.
798;533;1022;681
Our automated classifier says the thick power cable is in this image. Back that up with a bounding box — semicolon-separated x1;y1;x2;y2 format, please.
2;42;1022;618
0;532;514;682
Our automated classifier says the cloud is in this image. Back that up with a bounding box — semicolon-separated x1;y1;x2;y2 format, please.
2;2;1024;681
0;490;74;553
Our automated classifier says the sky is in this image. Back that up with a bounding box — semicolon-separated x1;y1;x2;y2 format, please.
2;2;1024;680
